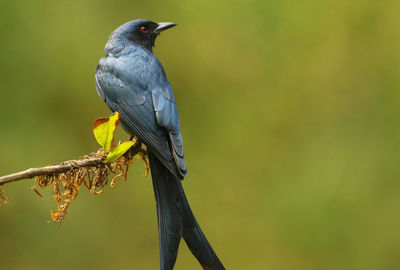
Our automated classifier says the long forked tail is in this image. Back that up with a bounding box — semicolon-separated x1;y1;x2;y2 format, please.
148;151;225;270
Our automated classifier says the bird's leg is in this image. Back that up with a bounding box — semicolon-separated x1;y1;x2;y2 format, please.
123;138;149;175
127;137;144;155
128;139;149;175
132;140;142;153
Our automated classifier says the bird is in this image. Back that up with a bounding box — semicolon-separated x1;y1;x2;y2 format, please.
95;19;225;270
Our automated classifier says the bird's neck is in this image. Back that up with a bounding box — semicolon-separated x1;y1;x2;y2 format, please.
104;38;154;57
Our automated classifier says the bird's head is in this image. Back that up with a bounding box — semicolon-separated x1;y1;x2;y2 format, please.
106;19;176;53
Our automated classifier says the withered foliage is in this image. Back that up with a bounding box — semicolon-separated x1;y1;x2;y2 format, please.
0;113;151;222
30;147;149;222
0;185;8;206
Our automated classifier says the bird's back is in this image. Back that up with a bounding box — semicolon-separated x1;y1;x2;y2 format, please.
95;44;187;179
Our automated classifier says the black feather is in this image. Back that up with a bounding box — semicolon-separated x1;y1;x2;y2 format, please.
95;19;225;269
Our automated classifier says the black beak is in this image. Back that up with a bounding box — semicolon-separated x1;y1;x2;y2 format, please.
155;22;177;33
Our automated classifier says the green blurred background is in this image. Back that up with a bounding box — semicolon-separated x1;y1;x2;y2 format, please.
1;0;399;269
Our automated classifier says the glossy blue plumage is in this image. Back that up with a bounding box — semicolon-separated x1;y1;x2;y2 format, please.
95;20;187;179
95;20;224;270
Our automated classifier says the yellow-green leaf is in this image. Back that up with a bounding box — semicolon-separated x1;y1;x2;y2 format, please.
104;141;135;163
93;112;120;151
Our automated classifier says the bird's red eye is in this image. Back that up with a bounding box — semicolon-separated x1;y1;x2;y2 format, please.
140;26;148;33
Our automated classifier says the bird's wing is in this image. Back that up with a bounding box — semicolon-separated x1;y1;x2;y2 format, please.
95;53;187;178
151;82;187;178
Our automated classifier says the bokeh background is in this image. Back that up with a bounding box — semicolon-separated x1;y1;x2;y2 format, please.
1;0;399;269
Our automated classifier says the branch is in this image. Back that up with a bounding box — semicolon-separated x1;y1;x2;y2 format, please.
0;113;150;222
0;156;102;185
0;144;149;222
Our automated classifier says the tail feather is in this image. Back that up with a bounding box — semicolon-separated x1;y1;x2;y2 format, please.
149;151;183;270
148;150;225;270
179;184;225;270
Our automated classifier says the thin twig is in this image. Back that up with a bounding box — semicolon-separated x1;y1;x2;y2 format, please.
0;142;146;186
0;157;102;185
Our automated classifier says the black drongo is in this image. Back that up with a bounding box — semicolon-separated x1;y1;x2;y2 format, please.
95;19;225;270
